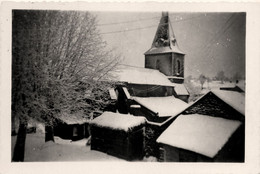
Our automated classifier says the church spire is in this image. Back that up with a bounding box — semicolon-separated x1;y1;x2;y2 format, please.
145;11;184;55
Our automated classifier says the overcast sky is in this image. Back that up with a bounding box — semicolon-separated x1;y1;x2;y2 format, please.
93;12;245;79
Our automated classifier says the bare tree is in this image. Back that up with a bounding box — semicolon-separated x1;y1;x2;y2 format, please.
199;74;206;90
216;71;225;84
12;10;120;161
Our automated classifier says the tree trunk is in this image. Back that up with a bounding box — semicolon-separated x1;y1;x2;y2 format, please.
12;119;27;162
45;125;54;142
11;115;17;136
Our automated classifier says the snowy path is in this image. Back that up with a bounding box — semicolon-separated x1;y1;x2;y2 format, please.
11;133;125;162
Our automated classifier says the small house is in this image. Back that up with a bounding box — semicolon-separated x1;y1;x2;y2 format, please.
90;112;146;161
157;114;243;162
54;112;89;141
220;80;245;93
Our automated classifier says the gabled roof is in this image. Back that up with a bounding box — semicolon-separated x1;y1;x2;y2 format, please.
211;90;245;115
188;90;245;116
111;65;175;87
90;112;145;131
144;12;185;55
132;96;188;117
157;114;241;158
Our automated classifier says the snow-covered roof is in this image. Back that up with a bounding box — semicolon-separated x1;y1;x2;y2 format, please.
122;87;131;99
167;76;184;80
236;80;245;92
212;90;245;115
157;114;241;158
172;83;189;95
111;65;175;87
108;88;117;100
90;112;146;131
58;112;88;125
144;46;184;55
132;96;188;117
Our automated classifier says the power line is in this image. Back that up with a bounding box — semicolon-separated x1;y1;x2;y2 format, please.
100;25;157;35
100;14;207;35
191;14;235;59
202;14;238;60
97;16;160;26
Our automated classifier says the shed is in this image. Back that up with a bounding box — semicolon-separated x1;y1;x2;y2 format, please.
90;112;146;161
157;114;243;162
54;112;89;141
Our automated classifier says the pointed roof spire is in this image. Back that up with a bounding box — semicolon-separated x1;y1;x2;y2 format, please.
162;11;168;17
145;12;184;55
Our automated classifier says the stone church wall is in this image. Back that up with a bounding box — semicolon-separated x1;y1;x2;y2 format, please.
145;53;172;76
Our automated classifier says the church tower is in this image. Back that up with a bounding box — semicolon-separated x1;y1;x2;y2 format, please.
144;12;185;84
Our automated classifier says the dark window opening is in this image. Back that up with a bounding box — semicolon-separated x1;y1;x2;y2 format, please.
156;59;161;71
177;60;181;75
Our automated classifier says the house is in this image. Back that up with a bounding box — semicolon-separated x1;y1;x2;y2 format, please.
54;112;89;141
220;80;245;93
53;87;118;141
90;112;146;161
157;114;244;162
156;89;245;162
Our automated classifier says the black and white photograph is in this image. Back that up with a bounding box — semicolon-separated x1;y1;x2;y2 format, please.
1;1;260;174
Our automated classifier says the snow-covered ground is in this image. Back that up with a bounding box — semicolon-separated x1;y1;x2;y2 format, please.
188;80;238;94
11;133;125;162
190;80;236;90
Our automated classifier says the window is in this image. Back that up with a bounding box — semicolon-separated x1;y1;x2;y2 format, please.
177;60;181;75
156;59;161;71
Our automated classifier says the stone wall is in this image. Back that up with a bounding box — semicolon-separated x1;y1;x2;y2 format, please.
145;54;172;76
